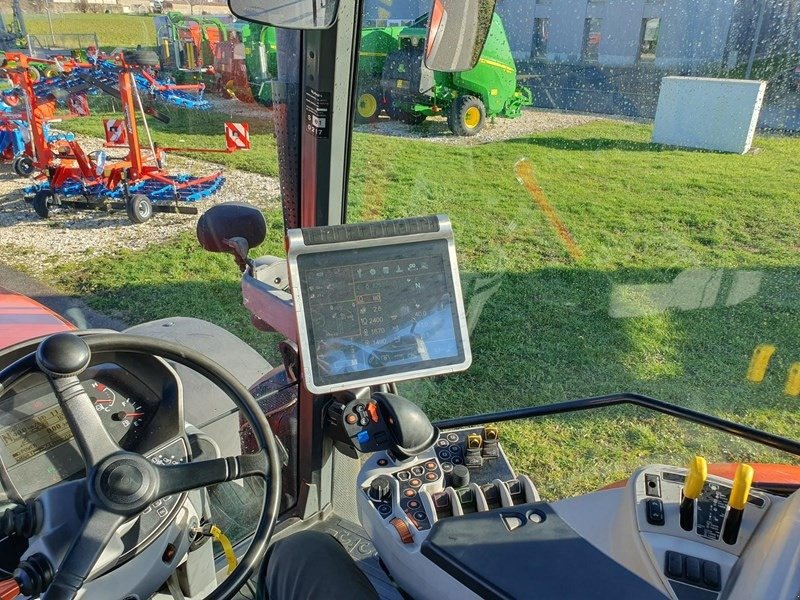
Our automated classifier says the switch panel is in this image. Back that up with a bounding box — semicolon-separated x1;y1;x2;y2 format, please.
664;551;721;592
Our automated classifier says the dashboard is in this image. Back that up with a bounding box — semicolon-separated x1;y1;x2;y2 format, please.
357;426;800;600
0;349;185;504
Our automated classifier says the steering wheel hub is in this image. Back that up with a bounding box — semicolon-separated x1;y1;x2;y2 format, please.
94;454;157;511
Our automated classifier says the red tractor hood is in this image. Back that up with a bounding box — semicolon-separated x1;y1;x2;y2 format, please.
0;287;74;349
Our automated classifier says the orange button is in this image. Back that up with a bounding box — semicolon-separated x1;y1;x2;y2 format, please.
391;518;413;544
366;402;379;423
409;478;421;488
425;472;438;481
345;414;357;425
425;461;437;470
404;489;416;497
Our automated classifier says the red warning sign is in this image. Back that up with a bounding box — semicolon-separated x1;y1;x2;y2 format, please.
225;122;250;151
103;119;126;145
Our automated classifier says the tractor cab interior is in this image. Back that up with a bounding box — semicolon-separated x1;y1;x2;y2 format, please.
1;1;800;599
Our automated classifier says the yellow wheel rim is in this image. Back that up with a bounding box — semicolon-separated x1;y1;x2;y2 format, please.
358;93;378;118
464;106;481;128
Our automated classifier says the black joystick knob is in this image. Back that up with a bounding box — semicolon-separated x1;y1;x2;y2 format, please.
369;476;392;502
451;464;470;488
36;333;91;378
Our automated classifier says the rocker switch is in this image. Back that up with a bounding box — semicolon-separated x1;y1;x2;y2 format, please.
646;498;665;526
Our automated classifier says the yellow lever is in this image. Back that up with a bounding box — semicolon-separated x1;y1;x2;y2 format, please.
684;455;708;500
728;463;754;511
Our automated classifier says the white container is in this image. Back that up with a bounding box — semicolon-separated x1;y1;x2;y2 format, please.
652;76;766;154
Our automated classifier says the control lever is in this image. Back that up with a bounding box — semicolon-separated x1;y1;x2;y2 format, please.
722;463;753;545
465;433;483;468
680;456;707;531
482;426;500;459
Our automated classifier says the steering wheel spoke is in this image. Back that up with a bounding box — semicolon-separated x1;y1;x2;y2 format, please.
42;506;126;600
36;334;121;467
48;376;121;466
155;451;269;499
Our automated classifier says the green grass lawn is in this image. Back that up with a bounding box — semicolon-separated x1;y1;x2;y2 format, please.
51;116;800;499
21;13;156;49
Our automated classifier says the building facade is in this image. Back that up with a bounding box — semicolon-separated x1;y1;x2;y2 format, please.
364;0;799;72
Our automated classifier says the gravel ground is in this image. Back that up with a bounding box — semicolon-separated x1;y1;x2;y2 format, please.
210;97;276;123
354;107;603;145
208;97;606;146
0;134;281;277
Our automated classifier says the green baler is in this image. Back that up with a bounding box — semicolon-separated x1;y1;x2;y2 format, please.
380;12;532;135
241;12;530;136
242;23;277;106
354;26;405;122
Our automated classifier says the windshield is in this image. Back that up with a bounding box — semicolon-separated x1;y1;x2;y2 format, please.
348;0;800;498
0;1;797;509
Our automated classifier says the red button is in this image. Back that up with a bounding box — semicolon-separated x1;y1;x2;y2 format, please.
366;402;379;423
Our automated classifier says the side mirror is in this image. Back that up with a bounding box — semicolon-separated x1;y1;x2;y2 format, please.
228;0;339;29
424;0;497;72
196;202;267;270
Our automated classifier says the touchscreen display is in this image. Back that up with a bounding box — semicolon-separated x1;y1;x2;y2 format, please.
296;239;467;389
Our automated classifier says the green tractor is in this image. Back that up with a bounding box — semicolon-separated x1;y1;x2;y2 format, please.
380;12;532;135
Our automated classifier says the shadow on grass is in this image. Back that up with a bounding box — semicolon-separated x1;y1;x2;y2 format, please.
506;136;728;154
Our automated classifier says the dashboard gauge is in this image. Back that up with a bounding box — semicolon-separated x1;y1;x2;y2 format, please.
111;398;146;429
86;381;116;412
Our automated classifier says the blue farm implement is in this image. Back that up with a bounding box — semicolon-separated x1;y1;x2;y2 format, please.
31;59;212;111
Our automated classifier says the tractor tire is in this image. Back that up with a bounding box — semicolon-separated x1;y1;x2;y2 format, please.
387;104;426;125
355;89;381;123
42;66;60;79
449;95;486;136
12;155;34;177
27;66;41;83
32;190;52;219
123;50;161;68
126;194;153;224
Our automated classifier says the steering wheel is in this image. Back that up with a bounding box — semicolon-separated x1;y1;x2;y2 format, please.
0;332;283;600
